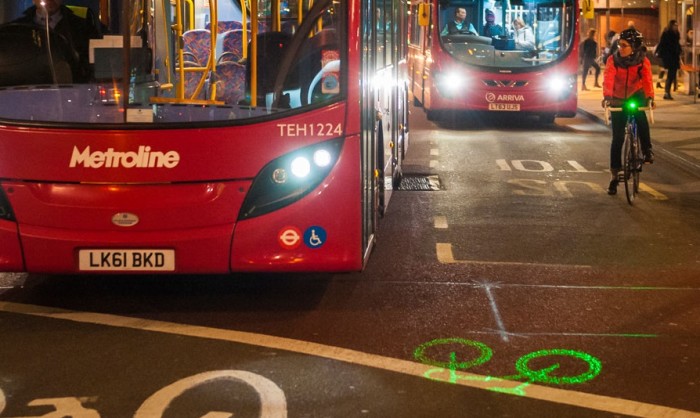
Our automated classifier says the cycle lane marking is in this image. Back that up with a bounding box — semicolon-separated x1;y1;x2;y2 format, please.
0;301;698;418
436;243;593;269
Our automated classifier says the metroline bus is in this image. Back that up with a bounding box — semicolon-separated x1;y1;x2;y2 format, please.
0;0;409;273
407;0;578;123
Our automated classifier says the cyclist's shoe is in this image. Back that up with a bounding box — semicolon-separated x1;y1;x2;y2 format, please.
607;179;618;195
644;149;655;164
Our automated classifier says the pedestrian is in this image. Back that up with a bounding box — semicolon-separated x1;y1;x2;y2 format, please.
601;30;616;63
482;9;503;37
602;28;655;195
580;28;601;90
512;18;535;50
655;20;682;100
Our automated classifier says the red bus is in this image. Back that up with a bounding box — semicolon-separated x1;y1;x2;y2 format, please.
407;0;578;123
0;0;408;273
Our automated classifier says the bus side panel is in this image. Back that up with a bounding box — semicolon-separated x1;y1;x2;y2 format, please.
407;44;427;106
231;135;363;272
0;220;24;271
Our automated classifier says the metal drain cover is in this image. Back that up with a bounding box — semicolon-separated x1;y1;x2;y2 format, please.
398;175;441;191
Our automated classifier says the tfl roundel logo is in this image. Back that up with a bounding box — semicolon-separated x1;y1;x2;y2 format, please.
278;226;302;250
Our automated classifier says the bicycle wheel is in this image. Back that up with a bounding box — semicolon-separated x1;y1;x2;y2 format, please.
622;129;635;205
633;136;642;194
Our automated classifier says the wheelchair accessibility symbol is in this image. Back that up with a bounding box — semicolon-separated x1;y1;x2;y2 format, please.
304;226;327;248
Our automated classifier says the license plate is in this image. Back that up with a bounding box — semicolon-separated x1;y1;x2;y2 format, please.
488;103;521;111
78;249;175;271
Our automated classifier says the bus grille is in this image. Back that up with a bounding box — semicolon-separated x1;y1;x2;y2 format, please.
482;80;529;87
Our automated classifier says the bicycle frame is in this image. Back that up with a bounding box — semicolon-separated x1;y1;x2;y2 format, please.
604;104;653;205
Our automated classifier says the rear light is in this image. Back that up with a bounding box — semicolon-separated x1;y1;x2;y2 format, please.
0;186;16;221
95;85;122;105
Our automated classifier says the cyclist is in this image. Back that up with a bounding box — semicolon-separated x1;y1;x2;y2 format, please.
601;28;655;195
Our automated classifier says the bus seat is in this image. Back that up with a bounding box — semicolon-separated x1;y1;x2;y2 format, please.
182;29;211;66
216;61;246;104
247;21;270;33
219;29;249;63
206;21;244;33
221;21;244;32
173;58;207;99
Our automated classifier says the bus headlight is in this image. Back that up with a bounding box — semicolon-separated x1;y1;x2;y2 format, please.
550;75;576;97
435;71;467;96
290;157;311;178
238;138;344;220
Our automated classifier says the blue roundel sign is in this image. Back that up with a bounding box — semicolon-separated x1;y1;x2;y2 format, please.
303;226;327;249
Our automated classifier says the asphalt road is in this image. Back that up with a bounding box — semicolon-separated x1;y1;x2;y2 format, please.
1;108;699;417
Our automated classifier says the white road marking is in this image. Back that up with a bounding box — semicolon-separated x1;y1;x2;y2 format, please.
134;370;286;418
0;302;698;418
481;283;509;342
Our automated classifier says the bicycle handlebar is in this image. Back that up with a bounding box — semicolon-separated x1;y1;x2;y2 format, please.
603;105;654;126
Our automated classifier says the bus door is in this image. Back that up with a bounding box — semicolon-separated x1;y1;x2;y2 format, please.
361;0;379;257
375;0;396;216
361;0;405;257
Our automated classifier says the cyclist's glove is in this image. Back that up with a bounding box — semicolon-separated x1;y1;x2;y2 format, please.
601;97;612;108
647;98;656;109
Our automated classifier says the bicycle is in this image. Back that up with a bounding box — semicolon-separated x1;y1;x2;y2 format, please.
604;98;654;205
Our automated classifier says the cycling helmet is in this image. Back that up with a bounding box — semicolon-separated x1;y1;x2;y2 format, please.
618;28;644;50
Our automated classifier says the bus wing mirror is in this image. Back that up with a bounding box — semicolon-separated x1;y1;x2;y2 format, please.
418;3;430;27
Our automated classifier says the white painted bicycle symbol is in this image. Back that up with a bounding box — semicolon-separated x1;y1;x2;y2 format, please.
0;370;286;418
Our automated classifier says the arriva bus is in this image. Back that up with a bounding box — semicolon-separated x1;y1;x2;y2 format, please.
407;0;578;123
0;0;409;273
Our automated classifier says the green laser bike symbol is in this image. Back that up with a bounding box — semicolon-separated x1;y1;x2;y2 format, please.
414;338;602;396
